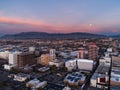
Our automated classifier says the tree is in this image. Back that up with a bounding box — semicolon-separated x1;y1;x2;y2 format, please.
50;65;57;73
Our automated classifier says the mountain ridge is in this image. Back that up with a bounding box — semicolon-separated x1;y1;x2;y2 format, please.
0;32;109;39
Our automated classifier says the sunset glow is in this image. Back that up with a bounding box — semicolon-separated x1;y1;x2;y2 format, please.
0;0;120;35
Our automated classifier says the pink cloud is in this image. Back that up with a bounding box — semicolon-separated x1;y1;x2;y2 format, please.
0;16;118;34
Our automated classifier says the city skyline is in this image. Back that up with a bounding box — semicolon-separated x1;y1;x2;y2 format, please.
0;0;120;35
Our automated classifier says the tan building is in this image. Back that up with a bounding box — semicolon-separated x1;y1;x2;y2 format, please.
88;44;98;60
77;48;85;59
38;54;50;65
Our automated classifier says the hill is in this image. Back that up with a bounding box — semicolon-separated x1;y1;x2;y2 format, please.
0;32;107;39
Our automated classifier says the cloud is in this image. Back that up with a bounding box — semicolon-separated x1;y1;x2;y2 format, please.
0;16;119;35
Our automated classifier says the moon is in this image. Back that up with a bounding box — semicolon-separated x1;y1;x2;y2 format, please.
89;24;92;27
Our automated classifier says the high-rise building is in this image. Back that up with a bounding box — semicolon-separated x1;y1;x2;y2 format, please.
49;49;56;60
88;44;98;60
49;49;56;56
77;48;85;59
17;53;36;67
9;52;21;66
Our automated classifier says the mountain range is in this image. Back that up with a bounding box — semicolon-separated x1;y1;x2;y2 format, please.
0;32;119;39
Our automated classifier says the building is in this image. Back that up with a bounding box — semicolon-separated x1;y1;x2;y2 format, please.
65;59;77;71
0;51;10;60
49;59;64;68
64;72;86;86
50;49;56;56
38;54;50;65
63;86;71;90
65;59;93;71
17;53;36;67
90;64;111;89
8;51;21;66
26;78;47;89
77;59;93;71
88;44;98;61
4;64;15;70
107;48;112;53
13;73;30;82
77;48;85;59
111;68;120;86
49;49;56;60
37;67;50;72
29;46;35;52
99;57;111;66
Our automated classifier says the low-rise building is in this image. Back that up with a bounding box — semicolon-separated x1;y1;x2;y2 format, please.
26;79;47;89
49;59;64;68
13;73;30;82
4;64;15;70
64;72;86;86
65;59;77;71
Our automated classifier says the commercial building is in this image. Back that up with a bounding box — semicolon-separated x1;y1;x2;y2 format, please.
4;64;15;70
90;62;111;89
77;59;93;71
49;59;64;68
49;49;56;60
50;49;56;56
0;51;10;60
26;78;47;89
29;46;35;52
17;53;36;67
65;59;94;71
65;59;77;71
13;73;30;82
8;51;21;66
38;54;50;65
111;68;120;86
77;48;85;59
64;72;86;86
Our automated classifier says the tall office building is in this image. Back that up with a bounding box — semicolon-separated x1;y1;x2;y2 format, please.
49;49;56;60
9;52;21;66
88;44;98;61
50;49;56;56
17;53;36;67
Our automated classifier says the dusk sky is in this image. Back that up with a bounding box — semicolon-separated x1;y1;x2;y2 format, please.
0;0;120;35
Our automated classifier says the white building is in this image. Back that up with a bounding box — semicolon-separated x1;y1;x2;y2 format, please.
111;69;120;85
49;59;63;68
50;49;56;56
29;47;35;52
65;59;93;71
77;59;93;71
49;59;64;67
0;51;10;60
64;72;86;86
107;48;112;52
99;57;111;66
65;59;77;71
8;51;21;66
14;73;30;82
26;79;47;89
4;64;15;70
